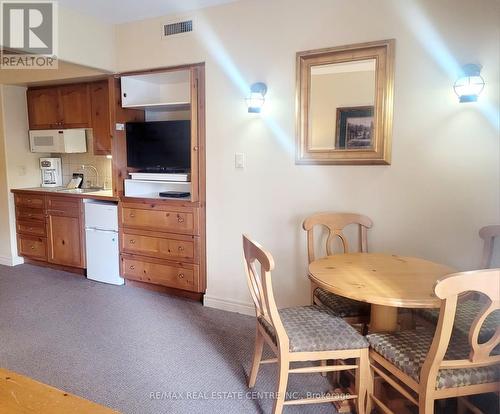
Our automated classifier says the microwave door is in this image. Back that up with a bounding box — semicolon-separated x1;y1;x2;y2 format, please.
30;131;64;152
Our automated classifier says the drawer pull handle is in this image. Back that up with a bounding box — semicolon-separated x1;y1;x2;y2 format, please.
178;273;185;279
129;213;135;218
129;265;135;270
129;239;136;244
27;199;32;203
178;246;184;252
30;245;35;250
177;215;184;223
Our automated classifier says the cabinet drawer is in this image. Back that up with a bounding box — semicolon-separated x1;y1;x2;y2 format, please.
18;235;47;260
17;220;46;237
121;256;197;291
14;194;45;209
121;208;197;235
46;197;81;216
16;208;46;222
121;232;197;262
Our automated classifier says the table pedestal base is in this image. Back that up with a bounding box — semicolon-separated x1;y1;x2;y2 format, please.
370;305;398;332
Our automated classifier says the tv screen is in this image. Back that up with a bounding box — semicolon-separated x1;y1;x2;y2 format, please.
126;120;191;171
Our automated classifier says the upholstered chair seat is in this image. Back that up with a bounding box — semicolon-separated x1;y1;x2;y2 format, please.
367;328;500;390
258;305;369;353
314;287;371;318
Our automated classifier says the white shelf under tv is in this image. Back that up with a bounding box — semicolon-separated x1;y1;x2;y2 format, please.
124;179;191;200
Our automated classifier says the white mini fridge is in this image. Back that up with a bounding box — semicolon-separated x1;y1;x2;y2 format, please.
84;200;124;285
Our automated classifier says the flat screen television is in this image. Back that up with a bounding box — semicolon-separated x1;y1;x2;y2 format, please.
126;120;191;172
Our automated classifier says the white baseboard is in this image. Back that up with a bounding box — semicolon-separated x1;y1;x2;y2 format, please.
0;255;24;266
203;295;255;316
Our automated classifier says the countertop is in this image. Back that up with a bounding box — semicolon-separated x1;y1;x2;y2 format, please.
11;187;119;202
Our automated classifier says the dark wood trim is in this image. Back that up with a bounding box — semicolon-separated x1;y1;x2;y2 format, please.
24;259;86;276
116;62;205;78
125;279;203;302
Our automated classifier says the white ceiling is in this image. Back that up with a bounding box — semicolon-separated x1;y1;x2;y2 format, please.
58;0;241;24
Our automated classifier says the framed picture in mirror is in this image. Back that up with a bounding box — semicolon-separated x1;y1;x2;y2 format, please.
296;39;395;165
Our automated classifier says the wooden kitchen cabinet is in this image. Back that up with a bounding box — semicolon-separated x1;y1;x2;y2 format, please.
27;84;91;130
58;84;91;128
90;80;112;155
13;192;87;270
26;87;61;129
46;196;85;268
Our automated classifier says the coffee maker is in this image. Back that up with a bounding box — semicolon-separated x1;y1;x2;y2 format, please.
40;157;62;187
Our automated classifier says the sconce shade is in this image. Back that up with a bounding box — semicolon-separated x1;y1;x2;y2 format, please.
246;82;267;113
454;64;485;103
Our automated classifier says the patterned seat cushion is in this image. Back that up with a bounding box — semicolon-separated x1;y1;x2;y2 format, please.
367;329;500;390
418;299;500;343
258;305;369;353
314;288;370;318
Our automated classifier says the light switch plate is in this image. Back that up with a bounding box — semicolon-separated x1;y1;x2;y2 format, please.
235;153;245;169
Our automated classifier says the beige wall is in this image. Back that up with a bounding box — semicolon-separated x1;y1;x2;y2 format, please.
0;86;48;264
115;0;499;313
310;71;375;148
58;7;116;72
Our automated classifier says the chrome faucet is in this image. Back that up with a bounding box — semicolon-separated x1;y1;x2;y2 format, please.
80;164;100;189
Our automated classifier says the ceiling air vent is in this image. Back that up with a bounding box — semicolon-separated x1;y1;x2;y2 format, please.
163;20;193;37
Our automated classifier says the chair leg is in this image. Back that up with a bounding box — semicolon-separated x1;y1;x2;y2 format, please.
272;356;289;414
365;357;374;414
320;359;327;377
248;328;264;388
355;349;369;414
418;394;434;414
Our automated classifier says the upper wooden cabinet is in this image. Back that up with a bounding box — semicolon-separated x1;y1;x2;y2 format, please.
90;80;112;155
58;84;91;128
27;83;91;130
26;87;61;129
27;80;118;156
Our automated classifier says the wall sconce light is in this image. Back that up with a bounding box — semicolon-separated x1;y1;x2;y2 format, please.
454;64;485;103
246;82;267;113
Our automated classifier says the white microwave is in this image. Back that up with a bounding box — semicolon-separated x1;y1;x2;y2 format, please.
29;129;88;153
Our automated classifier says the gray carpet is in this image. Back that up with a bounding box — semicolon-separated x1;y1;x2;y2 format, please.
0;264;337;414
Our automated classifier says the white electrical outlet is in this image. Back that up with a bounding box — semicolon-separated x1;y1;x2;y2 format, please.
235;153;245;169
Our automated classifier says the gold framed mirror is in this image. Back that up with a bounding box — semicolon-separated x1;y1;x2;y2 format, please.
296;39;395;165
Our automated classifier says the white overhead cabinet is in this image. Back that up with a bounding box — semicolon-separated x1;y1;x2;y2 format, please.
120;70;191;109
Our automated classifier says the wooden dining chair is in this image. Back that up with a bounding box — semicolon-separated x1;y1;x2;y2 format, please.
479;224;500;269
243;234;370;414
418;225;500;339
366;268;500;414
302;212;372;327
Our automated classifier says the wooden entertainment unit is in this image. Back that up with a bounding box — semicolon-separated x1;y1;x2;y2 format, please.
113;63;206;300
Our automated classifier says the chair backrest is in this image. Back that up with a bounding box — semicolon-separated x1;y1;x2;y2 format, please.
420;269;500;390
243;234;288;349
302;212;373;263
479;225;500;269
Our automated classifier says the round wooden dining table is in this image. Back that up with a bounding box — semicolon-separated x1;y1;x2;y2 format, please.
308;253;456;332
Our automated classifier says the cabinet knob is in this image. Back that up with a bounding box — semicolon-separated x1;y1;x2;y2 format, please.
178;273;185;279
129;265;135;270
129;239;136;244
30;245;35;250
177;214;184;223
27;199;32;203
178;246;184;252
193;146;198;151
129;213;135;218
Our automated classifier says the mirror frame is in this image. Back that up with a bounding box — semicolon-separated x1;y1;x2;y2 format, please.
296;39;395;165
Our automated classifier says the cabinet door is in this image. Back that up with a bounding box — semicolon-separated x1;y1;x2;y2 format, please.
47;213;84;268
90;80;111;155
27;88;62;129
59;84;91;128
